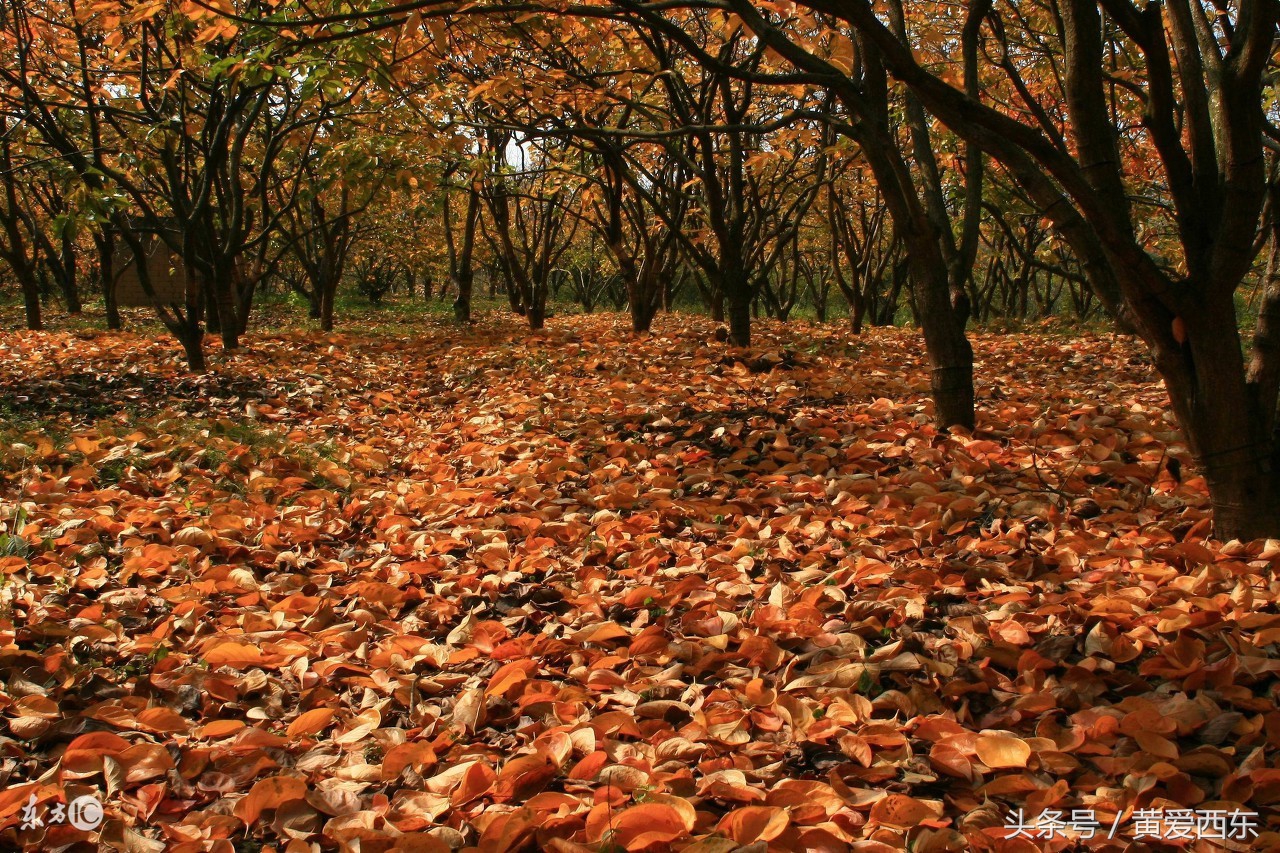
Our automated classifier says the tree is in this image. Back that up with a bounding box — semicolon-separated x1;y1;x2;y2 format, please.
442;159;483;324
481;132;582;331
0;117;46;330
825;158;906;332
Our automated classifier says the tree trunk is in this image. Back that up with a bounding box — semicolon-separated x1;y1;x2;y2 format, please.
631;292;658;333
98;232;121;330
911;255;975;429
850;299;866;335
21;278;42;331
453;269;473;324
235;278;256;342
204;283;220;335
710;287;725;323
1201;451;1280;541
618;256;653;333
178;328;206;373
320;278;336;332
527;295;546;330
1157;291;1280;540
59;230;81;314
210;269;240;350
927;342;976;430
725;269;752;347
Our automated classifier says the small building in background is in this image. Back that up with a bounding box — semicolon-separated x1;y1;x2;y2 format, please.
111;224;188;307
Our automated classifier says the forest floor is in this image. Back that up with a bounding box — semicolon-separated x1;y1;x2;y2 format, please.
0;309;1277;852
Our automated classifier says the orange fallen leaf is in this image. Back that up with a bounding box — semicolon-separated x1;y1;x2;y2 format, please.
234;775;308;826
610;802;693;849
286;707;336;738
870;794;942;828
718;805;791;843
975;732;1033;769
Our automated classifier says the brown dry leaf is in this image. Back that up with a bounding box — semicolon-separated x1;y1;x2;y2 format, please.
451;687;486;733
975;732;1033;769
717;805;791;843
286;707;337;738
608;802;694;849
234;776;309;826
869;794;943;828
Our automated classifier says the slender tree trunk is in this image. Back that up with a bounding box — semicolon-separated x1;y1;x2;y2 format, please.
527;287;546;330
453;270;473;324
235;278;256;341
58;231;81;314
98;231;121;330
860;123;975;427
203;281;220;335
710;283;726;323
850;297;866;335
177;327;206;373
319;276;336;332
450;180;480;325
209;265;241;350
21;278;42;331
903;235;975;428
724;267;752;347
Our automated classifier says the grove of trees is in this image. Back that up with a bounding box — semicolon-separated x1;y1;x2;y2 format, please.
3;0;1279;539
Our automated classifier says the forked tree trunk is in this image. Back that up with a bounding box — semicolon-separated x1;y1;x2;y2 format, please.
618;255;657;334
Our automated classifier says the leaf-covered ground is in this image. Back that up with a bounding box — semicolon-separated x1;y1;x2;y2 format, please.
1;313;1278;852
